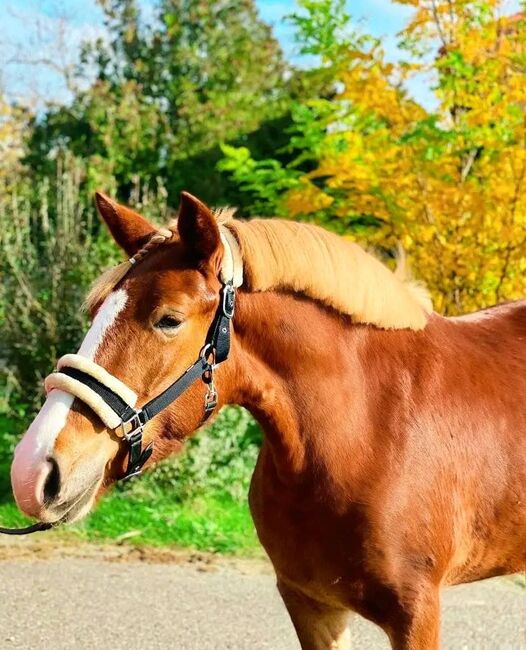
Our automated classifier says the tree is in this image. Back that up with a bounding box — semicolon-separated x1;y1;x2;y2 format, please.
26;0;294;206
221;0;526;314
0;92;28;183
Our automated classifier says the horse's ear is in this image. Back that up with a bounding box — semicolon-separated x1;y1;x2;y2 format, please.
177;192;220;261
95;192;155;257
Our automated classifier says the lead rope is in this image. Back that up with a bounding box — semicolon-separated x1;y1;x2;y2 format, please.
0;522;53;535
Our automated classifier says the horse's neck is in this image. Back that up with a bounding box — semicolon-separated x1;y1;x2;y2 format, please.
228;290;370;477
226;292;526;499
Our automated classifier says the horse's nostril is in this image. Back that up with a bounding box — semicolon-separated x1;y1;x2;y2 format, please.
43;457;61;505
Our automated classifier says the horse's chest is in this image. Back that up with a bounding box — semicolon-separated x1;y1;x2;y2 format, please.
248;447;367;601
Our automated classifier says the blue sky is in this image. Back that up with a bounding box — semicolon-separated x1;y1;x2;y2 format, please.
257;0;413;57
0;0;421;107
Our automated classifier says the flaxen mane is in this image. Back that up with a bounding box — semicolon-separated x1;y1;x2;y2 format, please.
87;208;432;330
219;211;432;330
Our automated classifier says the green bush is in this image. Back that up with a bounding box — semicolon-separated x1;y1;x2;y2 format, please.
0;153;171;415
0;158;117;414
126;406;262;503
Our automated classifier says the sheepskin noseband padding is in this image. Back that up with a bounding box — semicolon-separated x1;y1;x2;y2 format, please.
44;354;138;430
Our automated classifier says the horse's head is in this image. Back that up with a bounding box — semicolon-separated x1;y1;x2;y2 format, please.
10;191;238;524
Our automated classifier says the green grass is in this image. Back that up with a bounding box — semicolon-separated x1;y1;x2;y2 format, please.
80;490;259;554
0;485;260;555
0;414;260;556
0;411;261;556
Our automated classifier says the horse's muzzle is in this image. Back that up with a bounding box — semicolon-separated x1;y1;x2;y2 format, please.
11;448;102;524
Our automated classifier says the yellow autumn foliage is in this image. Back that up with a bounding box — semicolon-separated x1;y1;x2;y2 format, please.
0;92;27;183
284;0;526;315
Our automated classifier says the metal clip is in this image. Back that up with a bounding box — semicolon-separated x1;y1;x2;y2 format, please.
203;365;218;413
204;381;218;412
117;411;144;441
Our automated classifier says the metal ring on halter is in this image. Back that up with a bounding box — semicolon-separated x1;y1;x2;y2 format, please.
200;343;216;366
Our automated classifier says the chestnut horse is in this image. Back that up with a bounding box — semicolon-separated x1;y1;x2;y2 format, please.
10;192;526;649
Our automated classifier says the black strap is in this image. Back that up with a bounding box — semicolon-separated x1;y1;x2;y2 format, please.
0;522;53;535
124;432;154;480
127;282;235;422
141;357;209;422
207;283;235;363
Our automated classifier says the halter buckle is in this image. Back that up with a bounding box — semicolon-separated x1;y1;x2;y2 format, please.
118;410;144;441
222;283;236;319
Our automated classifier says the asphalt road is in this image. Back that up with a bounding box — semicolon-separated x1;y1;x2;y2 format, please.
0;556;524;649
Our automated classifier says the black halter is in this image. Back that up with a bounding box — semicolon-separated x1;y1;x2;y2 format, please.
0;281;235;535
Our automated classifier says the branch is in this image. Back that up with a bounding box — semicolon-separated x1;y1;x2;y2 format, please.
430;0;450;49
460;148;478;183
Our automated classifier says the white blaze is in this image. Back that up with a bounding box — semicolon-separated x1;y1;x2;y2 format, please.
11;289;128;508
77;289;128;359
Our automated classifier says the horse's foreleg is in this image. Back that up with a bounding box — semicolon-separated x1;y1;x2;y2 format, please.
277;579;351;650
386;588;440;650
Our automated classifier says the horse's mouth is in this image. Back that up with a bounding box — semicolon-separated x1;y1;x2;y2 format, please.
45;478;101;525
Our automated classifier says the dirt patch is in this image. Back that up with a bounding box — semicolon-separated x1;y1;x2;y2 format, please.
0;536;271;574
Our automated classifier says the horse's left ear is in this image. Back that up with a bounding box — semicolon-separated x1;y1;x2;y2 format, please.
177;192;221;262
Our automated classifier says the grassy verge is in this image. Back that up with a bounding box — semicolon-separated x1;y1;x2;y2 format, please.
0;489;260;556
0;408;261;556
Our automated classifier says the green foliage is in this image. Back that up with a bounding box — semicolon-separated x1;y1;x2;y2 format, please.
219;0;526;313
0;457;259;554
218;0;373;225
289;0;353;60
0;162;109;413
0;406;262;554
0;157;169;415
81;490;258;553
219;144;301;216
126;406;262;503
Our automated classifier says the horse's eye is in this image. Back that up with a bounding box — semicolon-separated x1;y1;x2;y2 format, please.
155;315;183;331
